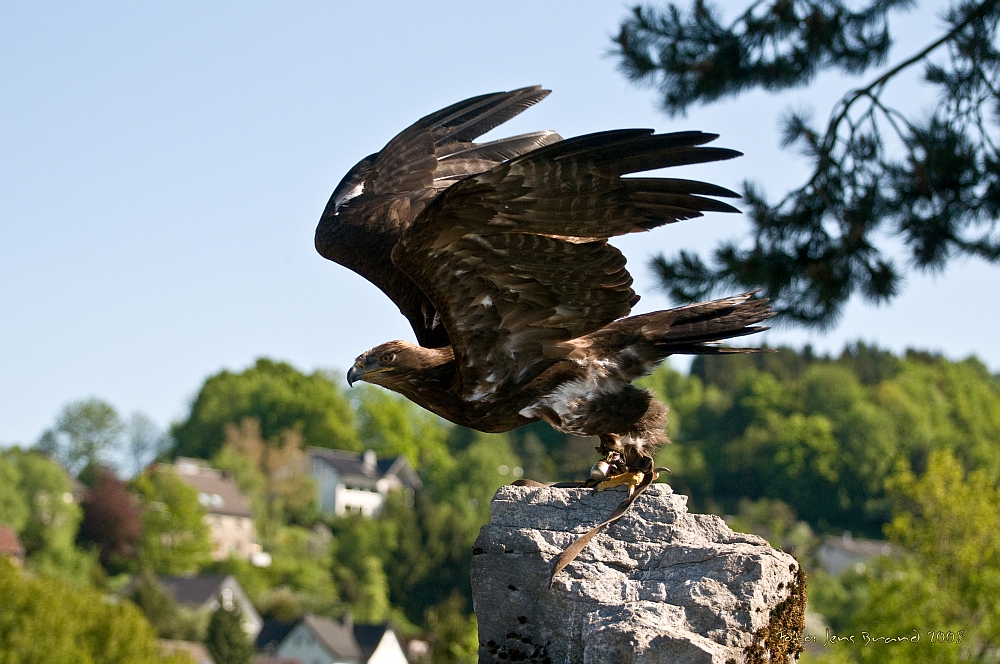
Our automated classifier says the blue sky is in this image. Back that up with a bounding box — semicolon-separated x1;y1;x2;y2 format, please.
2;1;995;445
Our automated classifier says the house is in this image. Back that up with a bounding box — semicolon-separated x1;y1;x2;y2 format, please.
255;619;297;654
156;573;264;639
309;448;421;517
274;614;408;664
0;525;25;565
353;623;409;664
816;532;896;576
171;458;259;561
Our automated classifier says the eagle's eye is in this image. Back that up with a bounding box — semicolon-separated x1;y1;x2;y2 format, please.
380;352;396;364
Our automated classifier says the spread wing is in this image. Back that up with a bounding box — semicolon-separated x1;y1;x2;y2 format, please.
315;86;562;347
392;129;742;402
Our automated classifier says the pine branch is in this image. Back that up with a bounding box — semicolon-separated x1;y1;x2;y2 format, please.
618;0;1000;326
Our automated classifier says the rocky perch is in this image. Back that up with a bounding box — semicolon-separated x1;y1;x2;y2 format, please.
471;483;805;664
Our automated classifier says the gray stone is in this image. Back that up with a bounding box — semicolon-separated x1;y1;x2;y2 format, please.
471;483;805;664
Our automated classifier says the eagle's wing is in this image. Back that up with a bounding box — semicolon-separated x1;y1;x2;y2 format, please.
392;129;742;401
315;86;561;347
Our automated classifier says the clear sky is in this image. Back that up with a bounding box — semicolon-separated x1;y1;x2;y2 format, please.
2;1;995;446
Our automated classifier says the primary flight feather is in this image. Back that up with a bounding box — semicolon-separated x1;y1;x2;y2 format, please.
316;85;772;481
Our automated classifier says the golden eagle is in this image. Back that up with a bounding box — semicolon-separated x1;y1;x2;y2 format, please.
317;86;771;487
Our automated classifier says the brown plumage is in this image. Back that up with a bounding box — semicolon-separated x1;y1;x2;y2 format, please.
320;86;773;477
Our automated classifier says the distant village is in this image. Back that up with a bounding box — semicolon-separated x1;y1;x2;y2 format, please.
0;442;895;664
1;445;424;664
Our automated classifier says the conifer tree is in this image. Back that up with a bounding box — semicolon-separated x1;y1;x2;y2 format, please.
205;599;254;664
614;0;1000;326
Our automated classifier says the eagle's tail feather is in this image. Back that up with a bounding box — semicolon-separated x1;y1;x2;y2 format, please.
588;293;774;378
642;293;774;353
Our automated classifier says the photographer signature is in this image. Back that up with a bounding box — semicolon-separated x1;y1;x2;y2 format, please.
776;628;965;646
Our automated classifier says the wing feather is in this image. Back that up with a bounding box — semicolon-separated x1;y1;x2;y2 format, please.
315;86;561;347
393;130;742;400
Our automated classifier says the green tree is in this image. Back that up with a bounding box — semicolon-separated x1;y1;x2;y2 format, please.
0;454;28;532
0;558;190;664
3;448;94;584
652;345;1000;536
354;385;453;474
131;572;184;639
205;598;255;664
614;1;1000;326
35;398;124;474
212;419;317;534
206;523;340;619
331;515;395;624
350;433;522;645
171;358;358;459
814;450;1000;663
426;592;479;664
132;467;212;575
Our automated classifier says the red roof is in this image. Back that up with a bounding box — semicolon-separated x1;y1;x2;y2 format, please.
0;525;25;557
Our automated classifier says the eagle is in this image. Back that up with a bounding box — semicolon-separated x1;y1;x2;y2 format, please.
317;86;772;489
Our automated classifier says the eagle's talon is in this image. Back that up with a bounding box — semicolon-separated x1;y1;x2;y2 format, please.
596;470;645;494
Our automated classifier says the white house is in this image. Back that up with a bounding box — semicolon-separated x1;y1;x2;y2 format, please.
275;614;407;664
309;448;420;517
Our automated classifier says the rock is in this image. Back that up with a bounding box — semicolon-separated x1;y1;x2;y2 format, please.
471;483;805;664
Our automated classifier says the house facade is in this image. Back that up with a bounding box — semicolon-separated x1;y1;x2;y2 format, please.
309;448;420;517
274;614;407;664
171;458;258;560
816;532;895;576
157;573;263;638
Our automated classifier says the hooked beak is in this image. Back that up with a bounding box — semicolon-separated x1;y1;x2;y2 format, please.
347;363;364;387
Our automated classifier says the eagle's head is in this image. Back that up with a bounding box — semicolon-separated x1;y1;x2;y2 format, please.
346;340;422;388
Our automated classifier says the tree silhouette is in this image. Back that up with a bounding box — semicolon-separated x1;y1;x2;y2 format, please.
614;0;1000;326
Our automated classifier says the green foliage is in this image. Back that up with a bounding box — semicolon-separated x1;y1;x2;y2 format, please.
205;599;254;664
171;358;359;459
128;571;209;642
615;1;904;115
255;586;303;622
35;398;124;474
206;523;340;620
0;454;28;532
426;593;479;664
330;517;393;623
8;347;999;659
726;497;817;560
325;431;522;655
212;419;318;536
132;467;211;575
131;571;181;635
354;385;453;474
615;1;1000;326
810;450;1000;663
651;346;1000;536
1;448;94;584
0;559;188;664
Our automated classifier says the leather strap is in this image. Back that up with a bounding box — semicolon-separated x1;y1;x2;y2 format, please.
548;471;657;587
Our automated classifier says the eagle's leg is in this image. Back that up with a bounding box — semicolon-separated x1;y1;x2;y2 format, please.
588;434;655;493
